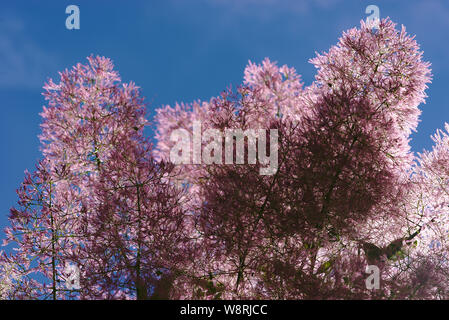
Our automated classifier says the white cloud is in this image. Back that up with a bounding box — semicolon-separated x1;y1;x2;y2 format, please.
406;0;449;72
0;13;58;89
165;0;341;22
205;0;341;17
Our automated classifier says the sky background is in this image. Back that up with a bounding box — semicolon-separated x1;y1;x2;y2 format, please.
0;0;448;232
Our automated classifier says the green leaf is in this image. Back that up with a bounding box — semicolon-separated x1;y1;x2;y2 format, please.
196;289;205;298
317;260;333;274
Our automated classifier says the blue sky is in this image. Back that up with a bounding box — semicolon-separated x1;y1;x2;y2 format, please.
0;0;448;231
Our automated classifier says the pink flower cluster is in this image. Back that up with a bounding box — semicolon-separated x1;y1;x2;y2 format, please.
2;19;449;300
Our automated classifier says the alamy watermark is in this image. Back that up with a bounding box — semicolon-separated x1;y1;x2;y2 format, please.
63;263;80;290
66;5;80;30
169;121;278;175
365;265;380;290
365;5;380;29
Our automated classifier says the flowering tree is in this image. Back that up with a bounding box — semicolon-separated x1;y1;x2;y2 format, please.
2;18;449;299
154;18;440;299
1;56;190;299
